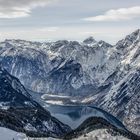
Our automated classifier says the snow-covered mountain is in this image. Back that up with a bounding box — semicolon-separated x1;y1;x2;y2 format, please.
82;29;140;135
0;37;113;96
0;66;71;138
0;29;140;136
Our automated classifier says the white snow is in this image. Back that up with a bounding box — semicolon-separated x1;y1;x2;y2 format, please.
43;121;54;131
42;94;70;99
0;127;27;140
45;100;64;105
24;123;37;132
72;129;129;140
0;102;10;110
5;129;129;140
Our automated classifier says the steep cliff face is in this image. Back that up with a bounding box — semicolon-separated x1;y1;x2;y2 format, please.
90;69;140;135
81;29;140;135
0;66;71;138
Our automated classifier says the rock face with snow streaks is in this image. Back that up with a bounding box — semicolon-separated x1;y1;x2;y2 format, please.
0;38;113;96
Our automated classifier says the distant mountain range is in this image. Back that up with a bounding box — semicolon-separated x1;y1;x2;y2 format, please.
0;29;140;137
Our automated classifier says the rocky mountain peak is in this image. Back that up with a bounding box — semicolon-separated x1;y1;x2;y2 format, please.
98;40;112;48
125;29;140;42
83;36;96;44
116;29;140;49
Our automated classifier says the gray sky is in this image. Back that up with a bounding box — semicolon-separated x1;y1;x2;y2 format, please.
0;0;140;44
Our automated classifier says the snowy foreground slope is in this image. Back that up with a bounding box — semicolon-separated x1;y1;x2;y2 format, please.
0;29;140;135
0;127;129;140
0;127;26;140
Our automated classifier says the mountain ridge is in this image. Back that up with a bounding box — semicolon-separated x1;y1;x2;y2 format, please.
0;29;140;136
0;66;71;138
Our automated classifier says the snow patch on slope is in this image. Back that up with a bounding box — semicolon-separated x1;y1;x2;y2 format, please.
0;127;26;140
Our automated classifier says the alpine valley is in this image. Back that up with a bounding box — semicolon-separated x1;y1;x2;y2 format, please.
0;29;140;140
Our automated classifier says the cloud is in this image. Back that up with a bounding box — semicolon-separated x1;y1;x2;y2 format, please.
38;27;59;32
0;0;53;18
84;6;140;22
